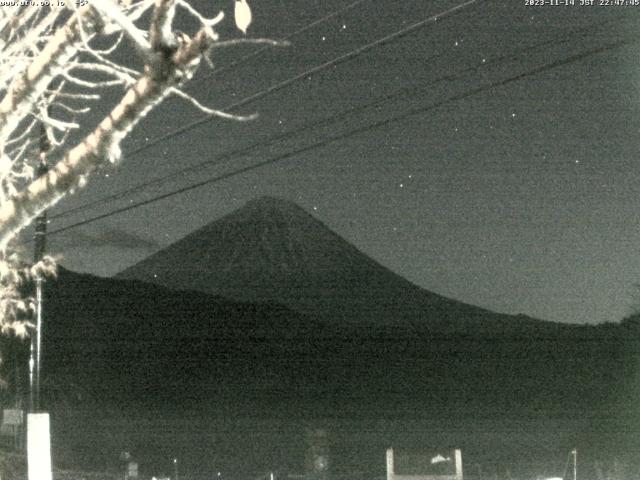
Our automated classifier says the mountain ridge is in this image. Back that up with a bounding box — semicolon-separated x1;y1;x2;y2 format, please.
117;196;546;328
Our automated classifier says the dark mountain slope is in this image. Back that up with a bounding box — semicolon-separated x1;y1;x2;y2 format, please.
117;196;547;330
24;268;637;421
1;268;635;475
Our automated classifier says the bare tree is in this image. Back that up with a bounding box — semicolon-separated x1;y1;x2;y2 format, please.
0;0;266;334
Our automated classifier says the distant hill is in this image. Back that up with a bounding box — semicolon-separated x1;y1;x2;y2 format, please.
4;267;636;476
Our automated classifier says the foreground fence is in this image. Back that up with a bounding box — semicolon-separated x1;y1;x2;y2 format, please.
0;449;122;480
53;469;120;480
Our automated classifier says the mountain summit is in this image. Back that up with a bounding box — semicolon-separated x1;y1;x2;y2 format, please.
118;196;534;328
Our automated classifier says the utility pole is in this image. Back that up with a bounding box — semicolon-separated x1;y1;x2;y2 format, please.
572;448;577;480
27;120;52;480
29;121;50;413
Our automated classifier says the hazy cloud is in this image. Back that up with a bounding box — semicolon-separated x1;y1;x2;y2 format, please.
55;227;160;251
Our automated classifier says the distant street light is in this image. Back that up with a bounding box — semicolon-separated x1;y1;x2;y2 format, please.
173;458;178;480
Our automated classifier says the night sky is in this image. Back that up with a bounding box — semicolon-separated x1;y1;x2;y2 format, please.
39;0;640;325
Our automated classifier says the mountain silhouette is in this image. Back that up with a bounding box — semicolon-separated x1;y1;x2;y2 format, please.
12;197;639;474
118;196;542;330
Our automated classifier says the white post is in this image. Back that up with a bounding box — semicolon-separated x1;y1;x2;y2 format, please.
27;413;52;480
386;448;394;480
454;449;463;480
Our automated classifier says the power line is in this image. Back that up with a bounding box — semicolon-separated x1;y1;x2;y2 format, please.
51;48;446;221
123;0;481;158
50;15;621;222
185;0;371;89
116;0;372;168
48;0;389;222
42;35;636;239
48;0;484;221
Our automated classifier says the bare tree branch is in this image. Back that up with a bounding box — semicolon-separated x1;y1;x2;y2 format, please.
0;5;100;145
170;87;257;121
0;2;217;249
92;0;151;53
0;0;264;332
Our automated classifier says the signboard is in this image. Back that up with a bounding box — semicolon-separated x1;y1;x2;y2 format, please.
128;461;139;479
395;450;457;476
2;409;23;426
386;448;463;480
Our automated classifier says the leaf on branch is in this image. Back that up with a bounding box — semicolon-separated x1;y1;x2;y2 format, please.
234;0;252;35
